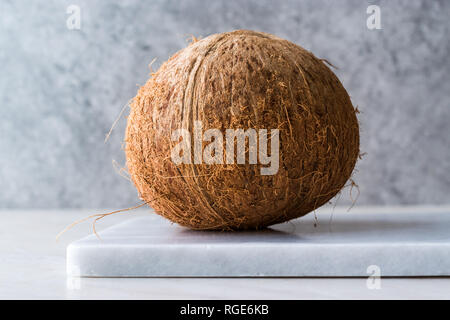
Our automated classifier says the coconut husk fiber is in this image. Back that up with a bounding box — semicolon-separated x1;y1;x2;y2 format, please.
125;30;359;230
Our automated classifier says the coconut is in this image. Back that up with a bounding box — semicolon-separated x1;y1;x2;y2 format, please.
125;30;359;230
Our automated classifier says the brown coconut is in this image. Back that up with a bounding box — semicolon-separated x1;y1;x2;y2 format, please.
125;30;359;230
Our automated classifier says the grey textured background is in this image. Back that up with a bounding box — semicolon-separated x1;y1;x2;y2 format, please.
1;0;449;209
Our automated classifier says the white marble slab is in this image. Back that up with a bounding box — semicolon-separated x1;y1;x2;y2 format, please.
67;208;450;277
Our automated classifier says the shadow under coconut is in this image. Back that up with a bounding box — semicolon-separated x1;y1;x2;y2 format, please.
178;227;305;243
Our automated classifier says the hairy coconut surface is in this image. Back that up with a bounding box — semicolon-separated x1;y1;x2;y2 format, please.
125;30;359;230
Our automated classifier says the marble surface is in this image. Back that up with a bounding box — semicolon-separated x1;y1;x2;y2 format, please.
68;207;450;277
1;1;450;209
3;208;450;299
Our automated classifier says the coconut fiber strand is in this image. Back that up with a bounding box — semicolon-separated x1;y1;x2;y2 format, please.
125;30;359;230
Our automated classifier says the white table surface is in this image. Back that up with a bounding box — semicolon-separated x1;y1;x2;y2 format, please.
2;207;450;300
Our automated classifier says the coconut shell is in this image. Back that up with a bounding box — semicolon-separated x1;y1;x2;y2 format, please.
125;30;359;230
